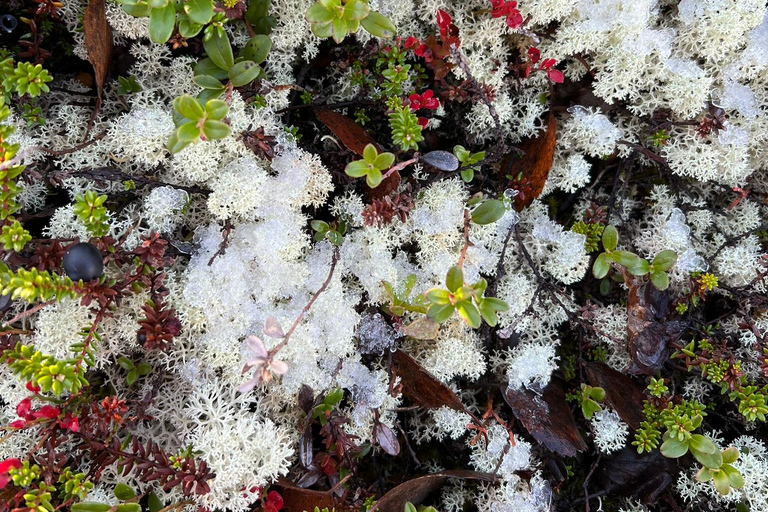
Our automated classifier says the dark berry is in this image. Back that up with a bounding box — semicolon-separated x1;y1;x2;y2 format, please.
62;242;104;282
137;333;147;344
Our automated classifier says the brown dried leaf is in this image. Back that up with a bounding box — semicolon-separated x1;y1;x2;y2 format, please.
391;349;464;411
373;421;400;456
584;362;646;430
401;317;440;340
274;478;335;512
501;111;556;211
596;447;678;504
314;107;379;156
503;379;587;457
83;0;113;101
627;282;685;375
372;470;496;512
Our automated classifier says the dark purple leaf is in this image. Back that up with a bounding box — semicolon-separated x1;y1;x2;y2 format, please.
298;384;314;413
374;421;400;456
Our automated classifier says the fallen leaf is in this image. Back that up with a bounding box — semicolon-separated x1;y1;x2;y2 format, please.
596;447;678;504
503;379;587;457
83;0;113;102
401;317;440;340
500;111;556;211
274;479;335;512
371;470;496;512
584;362;646;430
391;349;465;411
373;421;400;456
314;107;379;156
626;281;686;375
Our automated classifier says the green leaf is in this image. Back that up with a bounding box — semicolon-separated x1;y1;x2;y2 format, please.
147;492;164;512
692;444;723;469
167;131;192;154
202;120;230;140
660;433;689;458
460;168;474;182
184;0;213;24
471;199;505;225
175;95;205;120
373;152;395;170
713;470;730;495
241;35;272;64
115;504;142;512
453;145;469;162
71;503;111;512
652;250;678;272
360;10;396;38
427;303;455;323
147;0;167;8
593;253;610;279
482;297;508;311
245;0;271;21
332;18;348;43
343;0;369;20
326;231;343;246
365;168;383;188
690;434;718;455
178;17;203;38
590;387;606;401
203;30;235;71
722;465;744;489
148;2;176;44
228;60;261;87
697;467;715;482
197;88;224;102
193;74;225;90
362;143;378;163
136;363;152;375
122;2;151;16
345;160;370;178
626;258;650;276
611;250;642;268
426;289;451;305
194;58;229;81
477;300;499;327
456;301;481;328
721;447;739;464
311;220;329;232
602;225;618;251
113;483;135;501
117;357;134;371
126;370;138;385
177;122;201;142
445;266;463;293
311;21;334;39
324;387;344;406
650;271;670;291
306;3;334;23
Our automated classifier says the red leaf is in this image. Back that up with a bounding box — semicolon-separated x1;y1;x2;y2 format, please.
391;349;466;412
436;9;452;30
273;479;335;512
547;69;564;83
16;398;31;419
527;47;540;64
313;108;380;157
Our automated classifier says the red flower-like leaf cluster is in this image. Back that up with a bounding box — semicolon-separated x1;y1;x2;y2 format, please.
524;47;565;83
403;10;460;80
409;90;439;111
0;458;21;490
9;398;79;432
491;0;523;29
263;490;284;512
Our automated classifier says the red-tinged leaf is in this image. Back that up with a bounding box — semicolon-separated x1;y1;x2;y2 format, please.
373;471;496;512
502;111;557;211
274;478;335;511
313;107;380;156
436;9;451;29
264;316;285;338
374;422;400;456
584;362;646;430
83;0;113;102
503;379;587;457
391;349;465;412
547;69;564;83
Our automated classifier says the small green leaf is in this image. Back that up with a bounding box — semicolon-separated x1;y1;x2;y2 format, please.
324;387;344;406
365;168;382;188
117;357;134;371
113;483;135;501
602;225;619;251
690;434;718;455
326;231;343;246
195;58;229;81
126;370;138;385
471;199;505;225
692;444;723;469
426;289;451;305
148;1;176;44
427;303;455;323
136;363;152;375
481;297;509;311
445;266;463;293
241;35;272;64
345;160;370;178
478;300;498;327
456;301;481;328
363;143;378;163
115;504;142;512
713;470;730;495
343;0;369;21
721;447;739;464
652;250;677;272
650;271;670;291
71;503;111;512
306;3;334;23
453;145;469;162
697;467;715;482
373;152;395;170
205;99;228;120
311;220;329;232
178;17;203;38
228;60;261;87
593;253;610;279
332;18;348;43
311;21;334;39
722;465;744;489
147;492;164;512
591;387;606;401
202;120;230;140
193;74;225;90
660;433;689;458
177;121;201;142
168;132;192;154
175;95;205;120
360;10;396;38
203;30;235;71
626;258;650;276
611;250;642;268
184;0;213;25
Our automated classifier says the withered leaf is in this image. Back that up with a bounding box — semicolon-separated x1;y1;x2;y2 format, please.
373;421;400;456
391;349;464;411
501;111;556;211
274;478;335;512
83;0;113;102
503;379;587;457
299;424;313;468
372;470;496;512
627;281;686;375
596;447;678;504
401;317;440;340
584;362;646;430
314;107;379;156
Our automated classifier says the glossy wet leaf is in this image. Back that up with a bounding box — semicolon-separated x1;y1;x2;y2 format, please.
471;199;505;225
374;422;400;456
148;1;175;44
422;150;459;171
204;30;235;71
360;10;396;38
228;60;261;87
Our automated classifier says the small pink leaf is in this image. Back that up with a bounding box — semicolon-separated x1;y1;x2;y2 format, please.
547;69;564;83
264;317;285;338
270;360;289;375
237;376;261;394
244;335;268;358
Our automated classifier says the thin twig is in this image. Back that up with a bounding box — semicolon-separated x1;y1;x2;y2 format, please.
2;300;55;328
457;209;472;268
